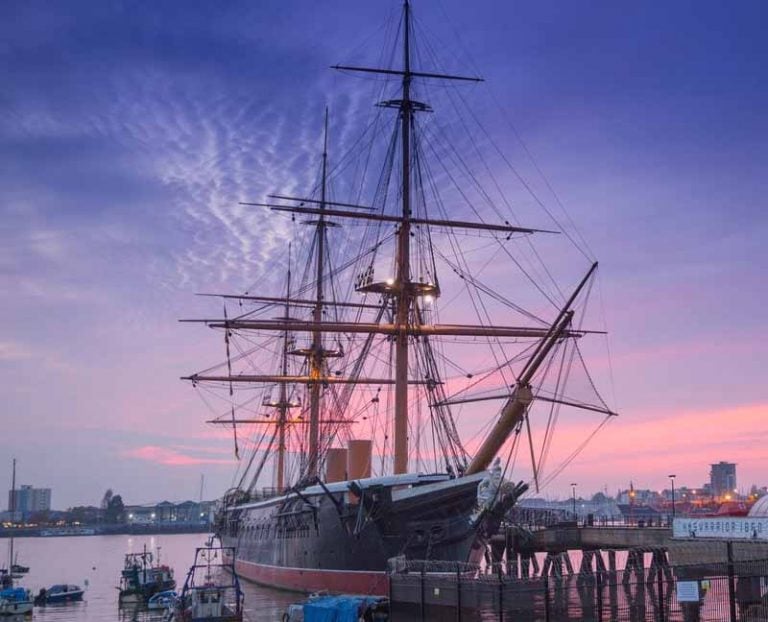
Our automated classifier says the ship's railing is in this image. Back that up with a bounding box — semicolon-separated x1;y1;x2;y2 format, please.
250;487;283;501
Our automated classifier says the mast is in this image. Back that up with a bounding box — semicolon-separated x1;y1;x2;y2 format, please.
8;458;15;575
307;108;330;478
465;263;599;475
393;0;413;474
277;248;292;491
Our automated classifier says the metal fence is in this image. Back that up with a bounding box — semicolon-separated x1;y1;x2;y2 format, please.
388;557;768;622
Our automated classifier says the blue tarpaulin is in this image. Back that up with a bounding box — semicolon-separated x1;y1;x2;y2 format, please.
303;595;380;622
0;587;28;601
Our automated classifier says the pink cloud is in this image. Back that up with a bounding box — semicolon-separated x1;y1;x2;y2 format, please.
122;445;235;466
540;401;768;494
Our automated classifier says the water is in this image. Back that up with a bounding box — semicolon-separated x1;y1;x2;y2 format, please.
4;533;297;621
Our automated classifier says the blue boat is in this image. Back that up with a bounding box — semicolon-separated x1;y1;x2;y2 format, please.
34;584;85;605
284;595;388;622
0;586;34;616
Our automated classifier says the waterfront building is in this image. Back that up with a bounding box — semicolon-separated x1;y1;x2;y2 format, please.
710;461;737;498
124;500;213;524
7;485;52;520
617;488;661;505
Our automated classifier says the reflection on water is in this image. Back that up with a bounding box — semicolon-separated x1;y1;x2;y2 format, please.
4;533;297;621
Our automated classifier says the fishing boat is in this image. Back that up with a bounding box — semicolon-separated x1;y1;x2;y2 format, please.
184;0;617;596
0;460;33;616
169;545;243;622
33;584;85;605
118;546;175;606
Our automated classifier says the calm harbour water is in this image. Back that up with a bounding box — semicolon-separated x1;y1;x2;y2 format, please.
4;533;297;622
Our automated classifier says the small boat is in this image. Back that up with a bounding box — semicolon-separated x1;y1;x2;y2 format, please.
282;594;388;622
1;460;33;616
34;584;85;605
169;544;243;622
148;590;177;610
0;587;33;616
118;545;175;606
39;527;96;537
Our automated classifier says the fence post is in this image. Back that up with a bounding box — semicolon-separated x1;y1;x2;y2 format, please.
456;565;462;622
727;541;737;622
544;574;551;622
656;566;665;622
420;564;426;622
596;567;603;622
498;564;504;622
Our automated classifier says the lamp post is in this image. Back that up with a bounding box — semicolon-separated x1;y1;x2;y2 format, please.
669;474;676;521
571;483;577;522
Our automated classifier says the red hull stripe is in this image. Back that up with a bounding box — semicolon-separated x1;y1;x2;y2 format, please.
234;558;388;596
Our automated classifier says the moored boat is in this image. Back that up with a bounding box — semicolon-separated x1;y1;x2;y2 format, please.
283;594;388;622
170;544;243;622
118;546;175;606
33;584;84;605
1;460;33;616
0;587;33;616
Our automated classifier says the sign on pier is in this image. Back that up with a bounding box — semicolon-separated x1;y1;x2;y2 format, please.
673;517;768;540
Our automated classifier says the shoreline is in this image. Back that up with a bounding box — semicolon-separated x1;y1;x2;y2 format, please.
0;523;212;538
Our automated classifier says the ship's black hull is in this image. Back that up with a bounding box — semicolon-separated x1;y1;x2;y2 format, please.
220;473;491;595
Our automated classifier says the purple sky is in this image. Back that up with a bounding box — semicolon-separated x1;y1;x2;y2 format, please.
2;0;766;508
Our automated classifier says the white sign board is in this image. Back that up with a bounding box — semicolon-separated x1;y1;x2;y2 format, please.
676;581;700;603
673;517;768;540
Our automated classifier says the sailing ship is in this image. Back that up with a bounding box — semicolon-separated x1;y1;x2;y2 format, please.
184;0;617;595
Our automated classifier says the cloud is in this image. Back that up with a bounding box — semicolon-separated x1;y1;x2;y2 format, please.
122;445;235;467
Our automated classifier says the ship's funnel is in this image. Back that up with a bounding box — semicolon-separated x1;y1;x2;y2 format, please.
347;440;372;480
325;448;348;483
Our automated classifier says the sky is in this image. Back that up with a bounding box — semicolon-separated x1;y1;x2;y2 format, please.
1;0;767;508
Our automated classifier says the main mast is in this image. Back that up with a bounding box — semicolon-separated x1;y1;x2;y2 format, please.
307;109;330;478
393;0;413;474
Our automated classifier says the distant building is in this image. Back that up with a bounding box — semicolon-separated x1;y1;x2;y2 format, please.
617;488;661;505
124;500;213;525
7;485;52;520
710;462;737;498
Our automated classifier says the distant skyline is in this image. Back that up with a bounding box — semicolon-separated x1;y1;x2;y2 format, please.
2;0;767;507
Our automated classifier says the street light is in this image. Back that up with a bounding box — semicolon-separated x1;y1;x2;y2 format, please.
570;483;577;522
669;474;676;520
